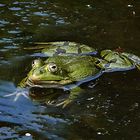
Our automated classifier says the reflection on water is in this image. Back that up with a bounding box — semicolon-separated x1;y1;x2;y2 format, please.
0;0;140;139
0;81;69;139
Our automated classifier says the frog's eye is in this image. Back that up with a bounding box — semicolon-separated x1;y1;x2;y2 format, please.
32;59;43;68
48;63;58;73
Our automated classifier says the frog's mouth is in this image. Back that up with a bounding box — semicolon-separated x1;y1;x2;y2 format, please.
26;78;64;89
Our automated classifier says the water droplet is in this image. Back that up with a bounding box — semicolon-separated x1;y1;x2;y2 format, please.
25;133;31;136
132;11;136;15
97;132;102;135
87;97;94;101
86;5;92;8
127;4;133;8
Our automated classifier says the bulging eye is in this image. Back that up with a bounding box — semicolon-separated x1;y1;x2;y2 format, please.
47;63;58;73
32;59;43;68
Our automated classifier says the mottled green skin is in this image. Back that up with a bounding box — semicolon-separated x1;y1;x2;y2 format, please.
21;41;140;107
98;50;136;71
36;41;97;56
28;56;100;83
22;55;102;107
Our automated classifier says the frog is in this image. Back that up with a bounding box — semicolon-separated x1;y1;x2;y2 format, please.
21;55;103;107
19;41;140;108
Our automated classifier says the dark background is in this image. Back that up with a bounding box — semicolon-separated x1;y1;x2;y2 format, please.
0;0;140;139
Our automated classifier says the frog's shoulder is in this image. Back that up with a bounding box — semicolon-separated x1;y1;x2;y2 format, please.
35;41;97;57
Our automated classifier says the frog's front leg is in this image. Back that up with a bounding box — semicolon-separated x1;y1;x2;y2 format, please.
56;86;83;108
19;77;28;88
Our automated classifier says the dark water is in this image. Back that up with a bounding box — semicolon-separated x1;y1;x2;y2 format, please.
0;0;140;139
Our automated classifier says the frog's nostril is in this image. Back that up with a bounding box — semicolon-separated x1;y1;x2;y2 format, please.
40;69;45;74
33;68;44;75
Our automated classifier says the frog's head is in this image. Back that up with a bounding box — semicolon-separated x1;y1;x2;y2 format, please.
26;59;72;88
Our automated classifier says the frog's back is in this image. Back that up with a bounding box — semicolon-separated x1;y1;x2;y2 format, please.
46;55;101;81
35;41;97;57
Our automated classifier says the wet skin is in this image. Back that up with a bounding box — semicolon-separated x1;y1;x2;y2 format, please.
20;42;140;107
22;55;102;107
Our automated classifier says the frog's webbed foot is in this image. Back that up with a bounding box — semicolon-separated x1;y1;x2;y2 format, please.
56;99;73;108
4;88;29;101
56;86;83;108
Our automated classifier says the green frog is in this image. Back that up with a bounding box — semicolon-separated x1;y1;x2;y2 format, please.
21;55;103;107
20;41;140;107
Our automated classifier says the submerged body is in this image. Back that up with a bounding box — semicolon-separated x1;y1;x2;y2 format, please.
20;41;140;107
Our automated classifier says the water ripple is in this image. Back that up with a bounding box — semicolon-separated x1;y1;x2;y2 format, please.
0;38;13;43
9;7;22;11
0;20;9;25
33;11;49;17
8;30;21;34
0;3;5;7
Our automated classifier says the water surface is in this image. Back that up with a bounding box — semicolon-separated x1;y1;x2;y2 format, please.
0;0;140;139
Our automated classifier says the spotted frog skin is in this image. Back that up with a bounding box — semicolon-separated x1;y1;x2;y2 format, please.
20;41;140;107
27;56;101;85
22;55;103;107
98;50;140;72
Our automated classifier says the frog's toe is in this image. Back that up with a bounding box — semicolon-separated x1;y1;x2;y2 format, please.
4;89;29;101
46;100;55;105
56;99;72;108
136;64;140;70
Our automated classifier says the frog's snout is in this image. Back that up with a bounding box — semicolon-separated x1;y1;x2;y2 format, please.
33;67;45;76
